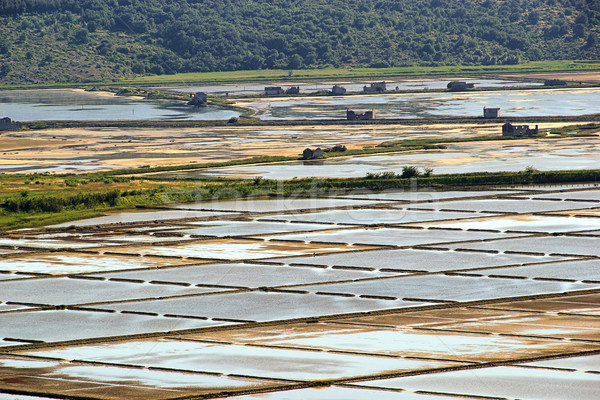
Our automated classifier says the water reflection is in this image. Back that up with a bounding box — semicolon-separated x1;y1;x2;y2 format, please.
0;89;239;121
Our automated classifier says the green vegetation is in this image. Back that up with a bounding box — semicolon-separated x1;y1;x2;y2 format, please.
1;160;599;231
104;156;297;176
110;61;600;86
1;0;599;84
547;123;600;136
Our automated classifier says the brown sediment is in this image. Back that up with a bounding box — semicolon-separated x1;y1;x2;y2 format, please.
502;72;600;83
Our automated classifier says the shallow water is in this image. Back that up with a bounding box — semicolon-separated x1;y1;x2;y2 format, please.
225;386;464;400
0;309;226;344
528;189;600;202
169;221;335;237
0;253;193;275
358;365;600;400
297;274;598;302
105;239;360;260
498;258;600;283
48;364;267;389
258;226;519;247
97;261;396;289
524;354;600;371
26;338;458;380
0;276;218;305
259;208;495;225
0;89;238;121
272;248;566;273
94;291;415;321
159;78;540;96
409;198;600;214
441;235;600;257
175;197;381;212
50;209;227;227
205;323;578;362
201;138;600;179
241;87;600;120
412;214;600;233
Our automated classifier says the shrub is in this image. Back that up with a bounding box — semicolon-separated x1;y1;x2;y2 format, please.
400;166;420;178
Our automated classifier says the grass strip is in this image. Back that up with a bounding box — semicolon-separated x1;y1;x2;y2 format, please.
1;168;599;231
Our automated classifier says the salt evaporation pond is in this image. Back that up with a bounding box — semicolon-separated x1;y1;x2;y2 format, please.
357;365;600;400
26;338;459;380
297;274;598;303
273;248;566;273
440;235;600;257
202;322;577;362
411;213;600;233
225;386;465;400
94;291;415;322
94;262;399;290
239;87;600;119
0;89;239;121
0;309;227;345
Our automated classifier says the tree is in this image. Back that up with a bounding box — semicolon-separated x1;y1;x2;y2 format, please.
288;54;303;69
401;166;420;178
527;11;540;25
73;27;89;44
573;23;586;38
0;63;11;78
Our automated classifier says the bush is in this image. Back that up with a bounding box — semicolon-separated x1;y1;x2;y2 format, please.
400;166;420;178
326;144;347;153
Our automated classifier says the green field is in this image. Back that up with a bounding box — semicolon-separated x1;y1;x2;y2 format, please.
118;60;600;86
1;60;598;91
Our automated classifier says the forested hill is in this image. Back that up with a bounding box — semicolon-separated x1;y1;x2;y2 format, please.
0;0;599;84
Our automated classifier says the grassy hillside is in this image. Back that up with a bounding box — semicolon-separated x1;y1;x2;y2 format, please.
0;0;599;84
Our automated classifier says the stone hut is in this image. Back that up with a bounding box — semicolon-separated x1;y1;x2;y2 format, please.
286;86;300;95
0;117;22;131
447;81;475;91
347;109;376;120
363;82;386;92
483;107;500;118
265;86;283;95
502;123;539;137
302;147;324;160
544;79;567;86
189;92;208;106
330;85;347;95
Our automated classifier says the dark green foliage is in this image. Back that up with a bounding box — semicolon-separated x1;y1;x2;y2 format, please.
364;166;433;180
324;144;347;153
3;190;120;213
72;27;89;44
400;166;420;178
1;0;599;82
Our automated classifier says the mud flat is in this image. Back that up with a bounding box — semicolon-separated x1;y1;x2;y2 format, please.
0;123;509;173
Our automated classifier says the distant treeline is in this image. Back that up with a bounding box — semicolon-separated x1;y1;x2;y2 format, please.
0;0;599;82
0;0;71;14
